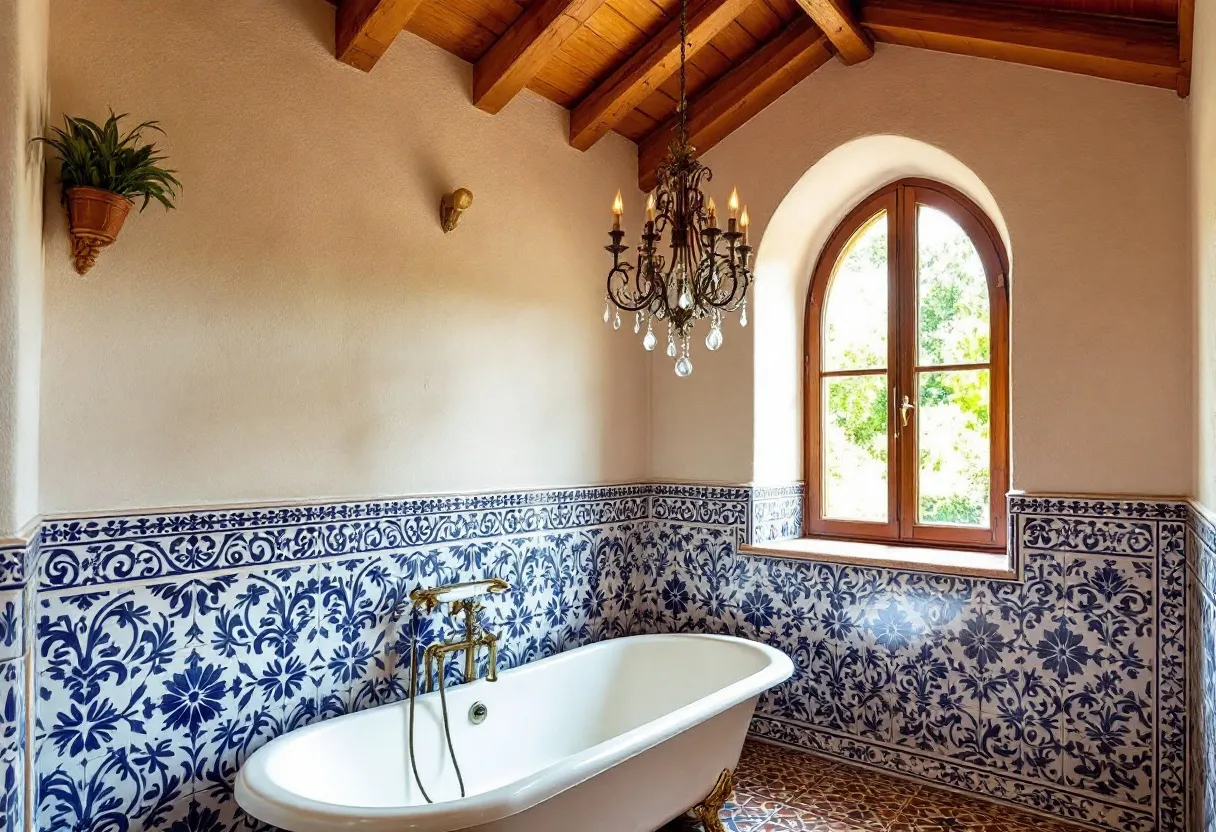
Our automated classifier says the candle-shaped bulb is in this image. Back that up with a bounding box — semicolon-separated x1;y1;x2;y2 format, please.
707;197;717;225
612;190;623;230
740;205;750;242
646;192;657;223
728;187;740;218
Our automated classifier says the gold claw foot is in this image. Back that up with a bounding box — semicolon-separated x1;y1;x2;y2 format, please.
690;768;734;832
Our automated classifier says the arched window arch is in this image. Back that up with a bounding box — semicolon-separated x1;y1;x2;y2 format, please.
805;179;1009;551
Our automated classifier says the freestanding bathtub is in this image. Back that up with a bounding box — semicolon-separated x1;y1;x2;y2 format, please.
235;633;792;832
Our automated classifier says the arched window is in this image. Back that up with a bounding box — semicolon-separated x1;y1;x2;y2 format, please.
805;179;1009;551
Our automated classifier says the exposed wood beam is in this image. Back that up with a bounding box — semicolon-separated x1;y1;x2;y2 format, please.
474;0;611;113
638;18;833;191
859;0;1180;91
569;0;754;152
1178;0;1194;97
792;0;872;64
336;0;425;71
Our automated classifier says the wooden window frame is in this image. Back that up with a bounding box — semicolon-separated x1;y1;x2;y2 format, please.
804;178;1010;553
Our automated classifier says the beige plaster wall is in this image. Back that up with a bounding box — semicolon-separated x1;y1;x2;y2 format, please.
0;0;48;536
1194;0;1216;511
653;46;1192;497
40;0;649;515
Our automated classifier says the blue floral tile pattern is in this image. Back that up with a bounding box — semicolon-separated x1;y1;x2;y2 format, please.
31;487;642;832
1;658;23;832
645;490;1188;832
1187;502;1216;832
10;485;1195;832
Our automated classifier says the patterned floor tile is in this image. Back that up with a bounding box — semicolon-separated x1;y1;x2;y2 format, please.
886;790;1084;832
674;740;1092;832
786;765;918;829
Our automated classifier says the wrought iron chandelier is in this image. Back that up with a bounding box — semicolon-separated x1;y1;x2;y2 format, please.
601;0;753;377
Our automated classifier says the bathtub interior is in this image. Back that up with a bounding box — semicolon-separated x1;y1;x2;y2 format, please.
257;636;774;809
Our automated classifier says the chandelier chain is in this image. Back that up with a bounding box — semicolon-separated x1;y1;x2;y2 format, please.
678;0;688;147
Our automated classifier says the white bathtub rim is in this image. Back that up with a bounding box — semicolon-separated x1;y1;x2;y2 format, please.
235;633;793;831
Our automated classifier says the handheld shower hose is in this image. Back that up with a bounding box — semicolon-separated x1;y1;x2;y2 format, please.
408;603;467;804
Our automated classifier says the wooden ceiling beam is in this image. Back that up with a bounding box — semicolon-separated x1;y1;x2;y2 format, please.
859;0;1180;91
1177;0;1194;97
473;0;611;113
569;0;754;152
793;0;872;64
638;18;833;190
336;0;426;71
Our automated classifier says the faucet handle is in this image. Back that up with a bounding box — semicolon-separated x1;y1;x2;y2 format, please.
411;577;510;613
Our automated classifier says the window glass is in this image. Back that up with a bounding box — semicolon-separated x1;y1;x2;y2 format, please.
823;212;888;372
917;206;990;367
823;375;889;522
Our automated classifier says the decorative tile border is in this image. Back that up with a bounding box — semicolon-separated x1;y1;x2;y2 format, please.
1008;495;1188;520
649;483;749;528
37;490;649;592
40;485;652;544
0;542;23;591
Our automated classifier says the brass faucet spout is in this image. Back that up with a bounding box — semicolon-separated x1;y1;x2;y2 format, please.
412;578;508;689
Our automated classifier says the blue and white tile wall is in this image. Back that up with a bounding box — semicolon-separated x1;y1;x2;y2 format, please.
29;487;645;832
1;530;36;832
2;483;1197;832
1187;503;1216;832
636;489;1190;832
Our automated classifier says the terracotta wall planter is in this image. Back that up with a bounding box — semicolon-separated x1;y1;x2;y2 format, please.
65;186;133;275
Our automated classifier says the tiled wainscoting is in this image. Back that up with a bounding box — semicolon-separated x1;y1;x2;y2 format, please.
1188;504;1216;832
634;489;1190;832
29;488;646;832
1;533;36;832
0;485;1197;832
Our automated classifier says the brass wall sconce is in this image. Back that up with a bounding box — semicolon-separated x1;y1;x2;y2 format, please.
440;188;473;233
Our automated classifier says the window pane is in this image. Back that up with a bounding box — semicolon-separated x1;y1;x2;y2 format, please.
917;206;990;367
823;211;888;372
917;369;990;527
823;375;888;522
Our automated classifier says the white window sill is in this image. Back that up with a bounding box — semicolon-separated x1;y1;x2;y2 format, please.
739;537;1016;580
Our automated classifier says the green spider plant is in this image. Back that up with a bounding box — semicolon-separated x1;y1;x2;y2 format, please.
33;110;181;211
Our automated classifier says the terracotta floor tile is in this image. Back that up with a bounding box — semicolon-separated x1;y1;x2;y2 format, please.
749;803;879;831
735;742;836;802
721;790;782;828
668;741;1089;832
785;765;919;828
886;792;1088;832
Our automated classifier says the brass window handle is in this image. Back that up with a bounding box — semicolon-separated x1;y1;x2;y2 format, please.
900;395;915;427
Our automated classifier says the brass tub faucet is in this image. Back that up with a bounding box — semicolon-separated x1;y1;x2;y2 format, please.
410;578;510;689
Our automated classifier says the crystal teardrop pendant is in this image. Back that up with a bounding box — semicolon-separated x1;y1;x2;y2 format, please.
643;326;657;351
603;301;611;324
613;313;621;330
674;354;693;377
740;300;748;328
706;326;723;351
666;324;677;357
678;286;694;310
634;313;642;334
